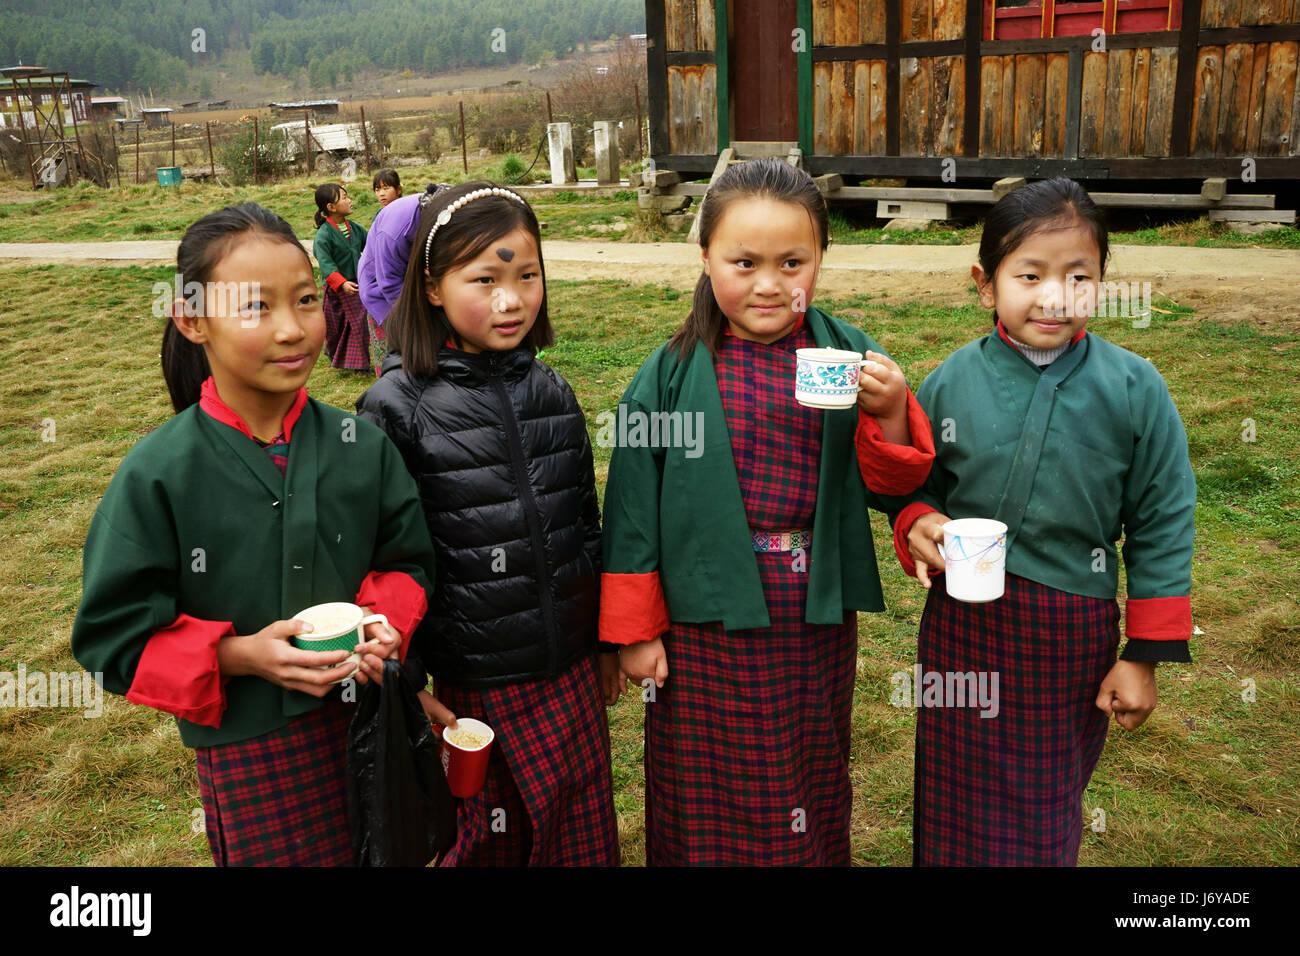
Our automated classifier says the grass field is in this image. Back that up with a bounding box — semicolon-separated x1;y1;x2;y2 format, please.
0;262;1296;866
3;171;1300;249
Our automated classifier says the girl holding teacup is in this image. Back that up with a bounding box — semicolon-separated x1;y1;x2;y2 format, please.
895;178;1196;865
356;182;621;866
71;203;437;866
601;158;936;865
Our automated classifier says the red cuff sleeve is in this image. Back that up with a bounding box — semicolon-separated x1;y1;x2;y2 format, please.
1125;595;1192;641
893;501;940;579
325;271;347;291
125;614;235;728
599;571;670;645
356;570;429;664
856;388;936;495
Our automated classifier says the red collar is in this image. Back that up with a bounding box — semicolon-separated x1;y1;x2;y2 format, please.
722;310;806;339
326;217;349;234
198;376;308;443
996;317;1087;348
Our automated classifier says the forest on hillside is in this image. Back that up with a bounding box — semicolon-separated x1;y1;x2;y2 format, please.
0;0;644;94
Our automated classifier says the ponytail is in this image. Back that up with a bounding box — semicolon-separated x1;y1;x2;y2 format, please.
162;202;307;412
161;320;211;413
313;182;345;229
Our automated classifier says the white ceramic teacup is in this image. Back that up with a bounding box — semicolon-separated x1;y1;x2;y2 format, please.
941;518;1008;602
795;348;872;409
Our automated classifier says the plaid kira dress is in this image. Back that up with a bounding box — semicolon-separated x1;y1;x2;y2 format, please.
913;573;1121;866
435;653;620;866
644;322;859;866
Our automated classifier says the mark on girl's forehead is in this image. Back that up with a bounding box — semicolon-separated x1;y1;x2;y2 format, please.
496;247;515;262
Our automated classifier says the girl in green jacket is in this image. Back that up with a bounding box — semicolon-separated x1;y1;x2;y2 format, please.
896;178;1196;865
71;203;437;866
601;159;935;864
313;182;374;372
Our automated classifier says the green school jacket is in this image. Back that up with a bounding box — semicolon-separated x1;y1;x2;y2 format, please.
601;306;915;630
313;218;367;284
910;328;1195;601
71;398;435;747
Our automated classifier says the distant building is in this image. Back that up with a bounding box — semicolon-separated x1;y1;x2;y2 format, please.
270;99;340;121
90;96;127;120
0;66;98;129
141;107;173;128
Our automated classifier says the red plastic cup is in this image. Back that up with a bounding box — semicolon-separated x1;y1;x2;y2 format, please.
439;718;494;798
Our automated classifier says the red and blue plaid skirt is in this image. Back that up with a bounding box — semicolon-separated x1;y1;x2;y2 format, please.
323;285;373;372
913;573;1121;866
194;693;356;866
643;322;858;866
435;653;619;866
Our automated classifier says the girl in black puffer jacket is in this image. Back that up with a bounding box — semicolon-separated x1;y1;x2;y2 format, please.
356;182;621;866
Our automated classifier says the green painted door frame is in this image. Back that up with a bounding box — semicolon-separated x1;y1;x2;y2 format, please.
713;0;812;155
715;0;730;150
797;0;812;155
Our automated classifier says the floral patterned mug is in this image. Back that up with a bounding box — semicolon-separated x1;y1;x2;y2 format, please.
795;348;872;409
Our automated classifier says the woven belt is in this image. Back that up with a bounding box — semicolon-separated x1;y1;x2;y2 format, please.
752;529;812;553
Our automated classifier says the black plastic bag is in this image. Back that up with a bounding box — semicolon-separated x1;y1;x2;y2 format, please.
346;658;457;866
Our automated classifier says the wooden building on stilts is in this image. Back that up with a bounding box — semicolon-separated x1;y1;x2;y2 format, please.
639;1;1299;225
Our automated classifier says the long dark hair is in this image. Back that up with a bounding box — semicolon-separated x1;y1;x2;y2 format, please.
313;182;346;228
667;157;829;358
385;181;554;379
161;202;309;412
977;177;1110;286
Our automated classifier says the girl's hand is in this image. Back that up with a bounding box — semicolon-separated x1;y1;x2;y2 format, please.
417;687;458;738
619;636;668;689
907;511;950;589
342;280;359;295
1095;660;1157;730
598;651;626;706
856;351;909;436
218;619;357;697
353;618;402;686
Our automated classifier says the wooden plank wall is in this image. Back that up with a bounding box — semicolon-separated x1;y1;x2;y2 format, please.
667;64;719;154
1202;0;1298;29
665;0;715;51
1190;41;1299;155
981;48;1179;158
812;1;963;154
814;59;890;153
813;0;889;45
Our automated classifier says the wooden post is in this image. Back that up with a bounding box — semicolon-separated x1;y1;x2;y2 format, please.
134;125;140;184
634;81;643;158
546;90;554;124
170;121;176;167
359;105;372;172
459;100;467;173
253;117;259;184
206;122;215;180
304;114;312;173
110;124;121;188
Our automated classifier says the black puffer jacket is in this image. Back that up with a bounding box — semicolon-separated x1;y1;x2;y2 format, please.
356;347;601;686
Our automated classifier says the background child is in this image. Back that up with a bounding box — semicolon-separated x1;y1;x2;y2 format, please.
356;181;622;867
894;177;1196;866
71;202;436;866
373;168;402;208
603;158;935;865
312;183;374;373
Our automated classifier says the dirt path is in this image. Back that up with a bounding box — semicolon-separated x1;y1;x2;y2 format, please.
3;239;1298;330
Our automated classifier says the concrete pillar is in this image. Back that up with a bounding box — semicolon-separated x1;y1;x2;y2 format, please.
593;120;620;185
547;122;577;185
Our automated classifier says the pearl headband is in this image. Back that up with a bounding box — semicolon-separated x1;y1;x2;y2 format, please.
423;187;528;272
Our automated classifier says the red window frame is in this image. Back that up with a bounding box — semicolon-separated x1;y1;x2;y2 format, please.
985;0;1183;40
